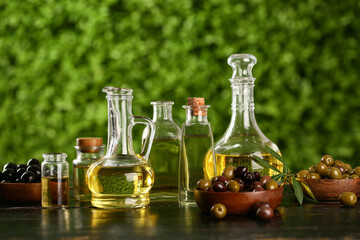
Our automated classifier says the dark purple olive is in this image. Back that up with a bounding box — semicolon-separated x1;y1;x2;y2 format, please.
3;163;17;171
27;158;40;167
254;171;261;181
206;187;214;192
259;175;271;186
252;202;270;215
16;168;26;179
243;172;255;184
235;166;248;178
213;182;226;192
234;178;245;191
2;169;16;182
26;165;41;181
20;171;35;183
17;164;27;169
15;178;21;183
250;181;262;190
214;175;229;185
256;206;274;221
253;186;265;192
1;179;10;183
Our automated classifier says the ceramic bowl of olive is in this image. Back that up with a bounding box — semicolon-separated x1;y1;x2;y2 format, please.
194;166;283;215
0;159;42;203
297;155;360;201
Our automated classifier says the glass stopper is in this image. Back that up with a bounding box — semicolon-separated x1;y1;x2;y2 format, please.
227;54;257;79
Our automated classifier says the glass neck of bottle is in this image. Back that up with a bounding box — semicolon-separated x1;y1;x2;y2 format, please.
184;107;209;123
230;82;258;131
106;97;133;157
153;105;173;121
76;147;104;160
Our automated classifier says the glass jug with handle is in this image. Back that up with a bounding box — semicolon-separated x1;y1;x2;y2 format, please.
86;87;155;209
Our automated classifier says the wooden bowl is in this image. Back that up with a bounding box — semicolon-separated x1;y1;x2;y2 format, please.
0;183;41;203
303;178;360;201
194;187;283;215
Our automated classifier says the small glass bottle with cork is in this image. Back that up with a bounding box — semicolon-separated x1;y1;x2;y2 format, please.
41;153;69;208
73;137;105;201
178;97;216;206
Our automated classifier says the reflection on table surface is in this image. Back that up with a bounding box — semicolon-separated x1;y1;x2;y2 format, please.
1;193;360;239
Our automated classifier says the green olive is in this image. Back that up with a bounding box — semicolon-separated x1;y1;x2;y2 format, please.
308;165;317;173
342;174;350;179
265;180;278;190
196;179;212;191
210;203;227;219
343;164;352;173
334;160;344;167
222;166;236;180
326;166;332;178
226;180;240;192
298;170;309;179
307;172;321;179
316;163;328;177
354;166;360;176
350;174;359;179
334;165;346;175
321;155;334;166
330;167;342;179
339;192;357;207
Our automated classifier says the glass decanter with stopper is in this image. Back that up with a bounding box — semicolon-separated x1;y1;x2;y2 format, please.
204;54;283;178
142;101;181;200
179;98;216;206
86;87;155;209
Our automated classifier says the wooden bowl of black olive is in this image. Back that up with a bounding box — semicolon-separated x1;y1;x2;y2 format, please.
297;155;360;201
0;159;42;203
194;166;284;215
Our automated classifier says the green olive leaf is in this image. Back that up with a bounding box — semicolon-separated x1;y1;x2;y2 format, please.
291;174;304;205
272;173;286;181
299;180;318;203
253;155;281;174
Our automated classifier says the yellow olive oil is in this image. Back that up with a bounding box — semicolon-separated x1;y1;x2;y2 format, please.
41;177;69;207
204;152;283;179
87;162;154;208
148;138;180;200
73;165;91;201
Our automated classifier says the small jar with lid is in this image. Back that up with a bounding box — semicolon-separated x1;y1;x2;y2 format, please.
73;137;105;201
41;153;69;208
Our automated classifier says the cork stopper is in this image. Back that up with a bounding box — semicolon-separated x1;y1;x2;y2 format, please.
187;97;207;116
76;137;103;153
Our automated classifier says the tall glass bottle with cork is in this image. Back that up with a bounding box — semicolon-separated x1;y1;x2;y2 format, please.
86;87;155;209
179;98;216;206
73;137;104;201
204;54;283;178
142;101;181;200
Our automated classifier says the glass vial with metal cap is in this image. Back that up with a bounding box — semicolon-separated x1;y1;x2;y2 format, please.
142;101;182;200
41;153;69;207
73;137;105;201
179;97;216;206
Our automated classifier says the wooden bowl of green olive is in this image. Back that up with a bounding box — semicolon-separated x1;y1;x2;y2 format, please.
297;155;360;201
194;166;284;215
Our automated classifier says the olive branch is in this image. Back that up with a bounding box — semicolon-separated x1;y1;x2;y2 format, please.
253;146;317;205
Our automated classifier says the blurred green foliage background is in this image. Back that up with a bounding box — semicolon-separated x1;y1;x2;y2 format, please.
1;0;360;171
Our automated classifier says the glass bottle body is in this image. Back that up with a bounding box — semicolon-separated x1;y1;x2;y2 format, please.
142;101;181;200
73;145;104;201
204;54;283;178
179;104;216;206
86;87;155;209
41;153;69;208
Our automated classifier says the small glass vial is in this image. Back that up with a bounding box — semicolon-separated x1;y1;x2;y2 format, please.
73;137;104;201
142;101;182;200
41;153;69;208
179;98;216;206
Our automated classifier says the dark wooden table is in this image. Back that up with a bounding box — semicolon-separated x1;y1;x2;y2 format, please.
0;187;359;239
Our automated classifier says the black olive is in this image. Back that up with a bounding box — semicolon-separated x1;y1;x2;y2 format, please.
0;172;3;181
1;179;10;183
16;168;26;179
253;171;261;181
26;165;41;181
17;164;27;169
3;163;17;172
20;171;35;183
15;178;21;183
2;169;16;182
243;172;255;184
27;158;40;167
235;166;248;178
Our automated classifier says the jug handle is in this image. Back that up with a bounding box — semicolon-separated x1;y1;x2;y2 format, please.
131;116;155;161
